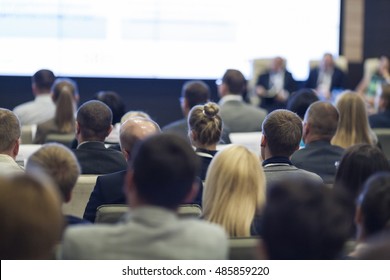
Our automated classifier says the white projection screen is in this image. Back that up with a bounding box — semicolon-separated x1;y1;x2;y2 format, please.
0;0;340;80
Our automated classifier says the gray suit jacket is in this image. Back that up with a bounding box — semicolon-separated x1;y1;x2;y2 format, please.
62;206;228;259
264;164;323;187
220;100;267;132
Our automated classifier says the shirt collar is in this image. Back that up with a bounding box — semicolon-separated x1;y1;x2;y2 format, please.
262;156;293;167
218;94;243;106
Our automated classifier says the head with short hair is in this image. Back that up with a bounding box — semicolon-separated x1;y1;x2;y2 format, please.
0;108;21;156
188;102;223;147
286;88;319;119
76;100;113;142
26;143;81;203
331;91;372;149
303;101;339;143
203;145;266;237
219;69;246;96
182;81;210;110
127;134;200;209
0;174;63;259
260;178;351;259
261;109;302;158
95;91;126;124
119;117;161;160
32;69;55;94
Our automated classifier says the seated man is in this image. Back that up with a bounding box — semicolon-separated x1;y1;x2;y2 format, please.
26;143;90;226
260;109;322;186
0;108;24;175
369;84;390;128
291;101;344;184
62;134;228;259
83;117;161;222
73;100;127;174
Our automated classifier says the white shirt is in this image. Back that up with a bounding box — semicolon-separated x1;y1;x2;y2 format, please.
13;94;56;125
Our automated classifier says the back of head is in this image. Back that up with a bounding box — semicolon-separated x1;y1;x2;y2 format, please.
0;108;21;153
182;81;211;108
76;100;113;141
95;91;126;124
304;101;339;141
358;172;390;238
262;109;302;157
335;144;390;200
222;69;246;95
32;69;55;93
203;145;266;237
130;134;200;209
121;110;151;124
286;88;319;119
26;143;81;202
0;174;63;259
188;102;222;147
119;117;161;157
260;178;351;259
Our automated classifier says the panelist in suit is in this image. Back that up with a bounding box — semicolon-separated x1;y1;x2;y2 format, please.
73;100;127;174
256;56;297;112
83;117;161;222
291;101;344;184
62;134;228;260
218;69;267;132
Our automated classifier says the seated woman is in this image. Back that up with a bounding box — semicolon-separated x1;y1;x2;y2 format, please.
34;78;79;144
188;102;223;180
202;145;266;237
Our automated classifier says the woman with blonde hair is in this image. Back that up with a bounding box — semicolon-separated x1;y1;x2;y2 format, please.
202;144;266;237
188;102;223;180
331;91;375;149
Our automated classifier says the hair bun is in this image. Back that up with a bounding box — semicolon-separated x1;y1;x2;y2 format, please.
203;102;219;118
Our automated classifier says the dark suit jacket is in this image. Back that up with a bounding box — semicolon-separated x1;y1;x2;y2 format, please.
73;141;127;174
304;67;346;91
369;110;390;129
291;140;344;184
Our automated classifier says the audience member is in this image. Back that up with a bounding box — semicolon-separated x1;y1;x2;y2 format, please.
34;78;79;144
286;88;319;119
62;134;228;259
121;110;151;123
369;84;390;128
218;69;267;132
26;143;90;226
291;101;344;184
0;108;23;175
0;174;63;259
258;178;351;259
260;109;322;186
13;69;56;125
73;100;127;174
203;145;266;237
350;172;390;258
188;102;222;180
331;91;375;149
83;117;161;222
255;56;297;112
304;53;346;100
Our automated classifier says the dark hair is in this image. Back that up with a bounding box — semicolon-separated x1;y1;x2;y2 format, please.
381;84;390;110
32;69;55;92
76;100;113;141
262;109;302;157
95;91;126;124
182;81;210;109
222;69;246;95
287;88;319;119
359;172;390;237
305;101;339;140
260;178;351;259
130;134;200;209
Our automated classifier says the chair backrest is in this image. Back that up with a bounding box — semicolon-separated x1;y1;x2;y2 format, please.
62;175;98;218
45;133;75;148
229;132;262;155
177;204;202;218
309;55;349;73
15;144;42;166
20;125;37;144
229;237;260;260
363;57;380;81
248;58;276;106
373;128;390;159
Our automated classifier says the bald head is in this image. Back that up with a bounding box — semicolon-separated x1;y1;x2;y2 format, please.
119;117;161;160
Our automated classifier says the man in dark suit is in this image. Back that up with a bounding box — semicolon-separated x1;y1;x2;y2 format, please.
256;57;297;112
291;101;344;184
305;53;346;100
73;100;127;174
369;85;390;128
83;117;161;222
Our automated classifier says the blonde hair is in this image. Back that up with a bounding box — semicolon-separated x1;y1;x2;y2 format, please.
188;102;222;146
202;145;266;237
331;91;373;148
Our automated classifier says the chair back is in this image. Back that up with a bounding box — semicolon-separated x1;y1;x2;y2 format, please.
21;125;37;144
229;237;260;260
177;204;202;218
229;132;262;155
45;133;75;148
373;128;390;159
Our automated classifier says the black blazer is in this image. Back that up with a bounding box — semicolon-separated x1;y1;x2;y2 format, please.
369;110;390;129
304;67;346;91
73;141;127;175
